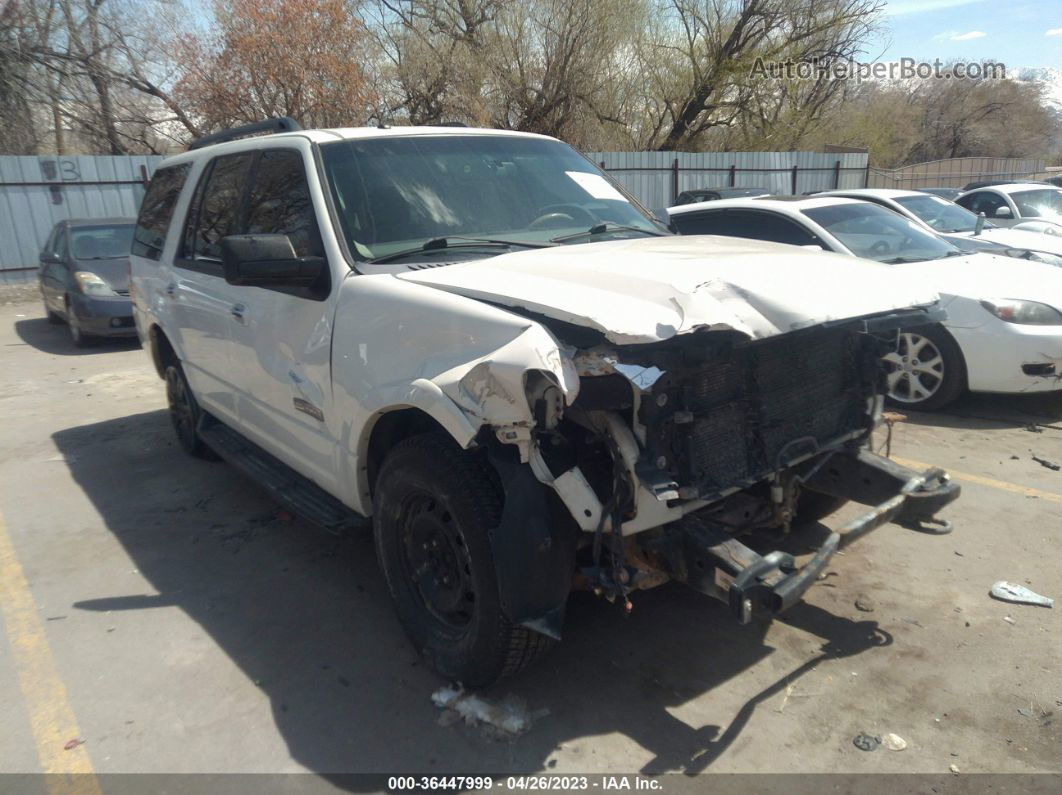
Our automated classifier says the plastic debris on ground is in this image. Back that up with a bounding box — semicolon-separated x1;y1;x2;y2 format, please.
432;685;547;737
852;732;880;751
63;738;84;750
881;733;907;751
990;581;1054;608
854;595;875;613
1031;454;1060;471
949;764;960;774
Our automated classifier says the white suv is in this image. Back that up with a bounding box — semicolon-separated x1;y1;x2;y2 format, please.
130;118;959;685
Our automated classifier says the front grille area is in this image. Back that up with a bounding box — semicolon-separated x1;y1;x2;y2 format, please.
643;327;874;497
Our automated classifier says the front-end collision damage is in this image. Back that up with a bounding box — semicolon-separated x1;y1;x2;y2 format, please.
417;298;958;641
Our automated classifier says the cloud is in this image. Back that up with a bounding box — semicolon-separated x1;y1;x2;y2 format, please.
888;0;988;16
932;30;988;41
1047;28;1062;37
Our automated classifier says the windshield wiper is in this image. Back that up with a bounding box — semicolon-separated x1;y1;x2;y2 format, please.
550;222;666;244
368;236;555;264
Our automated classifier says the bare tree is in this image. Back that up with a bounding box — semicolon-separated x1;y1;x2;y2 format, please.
636;0;884;151
174;0;378;132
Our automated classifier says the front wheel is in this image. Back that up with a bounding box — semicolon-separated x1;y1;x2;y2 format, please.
883;325;966;411
67;308;92;348
43;299;62;324
373;433;553;687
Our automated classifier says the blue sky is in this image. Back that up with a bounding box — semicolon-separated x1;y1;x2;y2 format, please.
868;0;1062;71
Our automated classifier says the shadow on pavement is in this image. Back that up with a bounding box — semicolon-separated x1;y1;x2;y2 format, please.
55;410;891;785
14;316;140;357
895;391;1062;431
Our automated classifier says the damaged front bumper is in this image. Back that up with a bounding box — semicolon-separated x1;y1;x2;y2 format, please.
650;450;960;624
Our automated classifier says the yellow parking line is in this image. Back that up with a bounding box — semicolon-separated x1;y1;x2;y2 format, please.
0;509;101;795
893;456;1062;506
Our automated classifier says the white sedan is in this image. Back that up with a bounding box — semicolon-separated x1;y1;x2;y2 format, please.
668;196;1062;410
818;188;1062;266
955;183;1062;235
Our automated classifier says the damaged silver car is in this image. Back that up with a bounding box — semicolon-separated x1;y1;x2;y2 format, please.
130;119;960;686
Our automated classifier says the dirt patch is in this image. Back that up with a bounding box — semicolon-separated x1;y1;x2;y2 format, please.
0;283;40;306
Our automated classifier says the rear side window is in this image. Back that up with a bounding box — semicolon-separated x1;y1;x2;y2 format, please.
245;150;321;257
956;191;1005;216
133;164;191;260
188;153;253;261
673;209;817;246
671;210;732;235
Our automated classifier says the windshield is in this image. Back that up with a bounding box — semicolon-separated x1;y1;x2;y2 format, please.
320;136;662;262
895;194;987;233
71;225;134;260
1010;189;1062;218
802;202;959;263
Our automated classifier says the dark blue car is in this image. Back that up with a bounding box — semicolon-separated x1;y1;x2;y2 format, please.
38;217;137;347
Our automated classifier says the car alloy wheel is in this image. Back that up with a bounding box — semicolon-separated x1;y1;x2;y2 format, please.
883;332;945;404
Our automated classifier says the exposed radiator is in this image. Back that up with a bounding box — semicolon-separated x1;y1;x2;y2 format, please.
641;328;874;498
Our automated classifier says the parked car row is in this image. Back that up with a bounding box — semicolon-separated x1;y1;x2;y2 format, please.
667;191;1062;410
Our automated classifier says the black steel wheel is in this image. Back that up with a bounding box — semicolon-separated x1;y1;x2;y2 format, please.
374;433;553;686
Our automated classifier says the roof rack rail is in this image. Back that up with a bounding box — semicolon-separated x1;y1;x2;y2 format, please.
437;121;468;127
188;117;303;151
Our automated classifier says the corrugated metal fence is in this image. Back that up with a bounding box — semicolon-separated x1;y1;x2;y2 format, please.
0;155;164;284
590;151;870;211
867;156;1046;190
1;149;870;283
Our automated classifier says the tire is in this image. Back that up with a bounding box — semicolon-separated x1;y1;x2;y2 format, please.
792;489;848;526
66;304;92;348
883;324;966;411
373;433;553;687
164;362;217;460
44;300;62;324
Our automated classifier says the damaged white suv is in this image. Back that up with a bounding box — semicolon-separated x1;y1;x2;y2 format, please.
130;119;959;685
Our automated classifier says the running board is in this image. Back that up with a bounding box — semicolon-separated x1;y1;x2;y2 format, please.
198;420;369;534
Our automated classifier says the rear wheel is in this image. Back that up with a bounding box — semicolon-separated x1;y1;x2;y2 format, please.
164;362;216;459
883;325;965;411
373;433;553;687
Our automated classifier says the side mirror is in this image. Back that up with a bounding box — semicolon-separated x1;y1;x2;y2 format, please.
40;251;61;264
994;205;1013;218
220;234;325;288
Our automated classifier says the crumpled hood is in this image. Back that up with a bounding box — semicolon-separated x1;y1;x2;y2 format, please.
967;228;1062;258
398;236;939;344
893;253;1062;308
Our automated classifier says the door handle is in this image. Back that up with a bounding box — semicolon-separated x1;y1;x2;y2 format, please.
231;303;246;322
164;282;177;298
